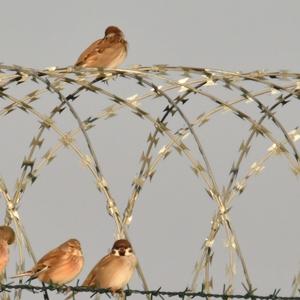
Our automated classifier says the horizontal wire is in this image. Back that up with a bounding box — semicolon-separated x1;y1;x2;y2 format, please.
0;284;299;300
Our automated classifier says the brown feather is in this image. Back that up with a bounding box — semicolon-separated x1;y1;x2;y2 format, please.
0;226;15;245
75;26;127;68
12;239;84;285
82;253;111;287
0;240;9;274
82;239;136;293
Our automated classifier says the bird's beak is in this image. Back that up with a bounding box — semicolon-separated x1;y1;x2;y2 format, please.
119;248;126;256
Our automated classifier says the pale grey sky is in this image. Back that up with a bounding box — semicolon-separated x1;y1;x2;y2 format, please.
1;1;300;299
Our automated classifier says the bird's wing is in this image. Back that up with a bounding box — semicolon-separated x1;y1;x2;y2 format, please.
82;254;111;287
75;37;127;67
13;243;70;279
96;255;123;282
75;38;107;66
30;246;64;275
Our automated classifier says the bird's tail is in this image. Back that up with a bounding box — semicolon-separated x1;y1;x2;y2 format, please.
65;291;77;300
11;271;33;279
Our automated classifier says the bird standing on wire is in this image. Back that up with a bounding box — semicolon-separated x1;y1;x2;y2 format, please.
75;26;128;68
12;239;84;285
83;239;137;293
0;225;15;274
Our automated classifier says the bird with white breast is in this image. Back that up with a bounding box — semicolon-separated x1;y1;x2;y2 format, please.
83;239;137;293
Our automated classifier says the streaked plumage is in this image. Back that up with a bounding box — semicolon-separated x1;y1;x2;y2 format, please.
75;26;127;68
12;239;84;285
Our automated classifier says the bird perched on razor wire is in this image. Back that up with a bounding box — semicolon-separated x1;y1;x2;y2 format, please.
75;26;128;68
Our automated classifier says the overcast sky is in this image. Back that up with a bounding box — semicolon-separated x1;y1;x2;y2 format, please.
1;1;300;299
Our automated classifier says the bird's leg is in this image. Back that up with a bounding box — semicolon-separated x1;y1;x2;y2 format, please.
116;290;125;300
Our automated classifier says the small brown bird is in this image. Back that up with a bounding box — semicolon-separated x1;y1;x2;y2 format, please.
75;26;128;68
12;239;84;285
0;225;15;274
83;239;137;293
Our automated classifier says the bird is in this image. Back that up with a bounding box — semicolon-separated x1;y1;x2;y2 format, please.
0;225;15;274
75;26;128;68
83;239;137;293
12;239;84;285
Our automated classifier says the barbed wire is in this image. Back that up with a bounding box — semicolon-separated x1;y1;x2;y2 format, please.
0;284;299;300
1;65;300;299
